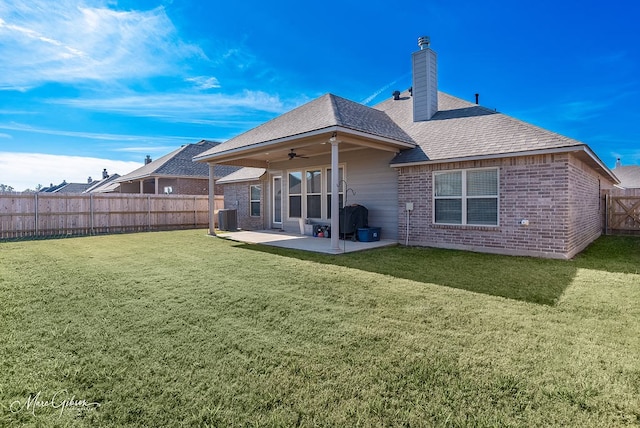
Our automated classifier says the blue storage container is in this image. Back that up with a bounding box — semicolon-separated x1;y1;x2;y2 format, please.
357;227;380;242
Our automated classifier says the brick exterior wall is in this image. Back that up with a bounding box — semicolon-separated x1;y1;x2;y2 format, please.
398;153;608;259
222;181;264;230
119;177;223;195
159;178;209;195
567;155;606;257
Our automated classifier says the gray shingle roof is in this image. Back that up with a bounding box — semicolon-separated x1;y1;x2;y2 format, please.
378;91;585;165
84;174;121;193
195;94;414;160
613;166;640;188
52;182;93;193
216;167;266;184
117;141;239;181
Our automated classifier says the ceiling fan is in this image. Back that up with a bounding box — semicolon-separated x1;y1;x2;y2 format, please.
288;149;308;160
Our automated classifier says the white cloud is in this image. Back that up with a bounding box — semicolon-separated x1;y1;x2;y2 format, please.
185;76;221;90
0;152;142;191
51;90;293;119
0;0;204;90
0;122;198;144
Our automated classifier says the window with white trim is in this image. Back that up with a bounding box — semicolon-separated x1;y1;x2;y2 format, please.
306;170;322;219
288;171;302;218
434;168;498;226
250;184;261;217
326;167;344;218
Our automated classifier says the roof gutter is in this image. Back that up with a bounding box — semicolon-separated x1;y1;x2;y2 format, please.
193;125;415;163
391;145;619;184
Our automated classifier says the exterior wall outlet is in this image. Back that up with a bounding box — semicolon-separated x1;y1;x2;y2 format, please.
520;219;530;226
406;202;414;211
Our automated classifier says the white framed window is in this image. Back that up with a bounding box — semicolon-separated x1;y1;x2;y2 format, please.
434;168;498;226
288;171;302;218
286;165;346;220
306;169;322;219
250;184;261;217
326;167;344;218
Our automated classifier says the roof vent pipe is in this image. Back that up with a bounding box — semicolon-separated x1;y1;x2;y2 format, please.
392;90;401;100
475;93;479;105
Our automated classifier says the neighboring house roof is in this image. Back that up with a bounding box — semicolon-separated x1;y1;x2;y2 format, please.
85;174;121;193
40;181;91;193
117;141;238;182
380;91;585;165
40;182;67;192
613;166;640;188
216;167;266;184
194;94;414;161
53;182;93;193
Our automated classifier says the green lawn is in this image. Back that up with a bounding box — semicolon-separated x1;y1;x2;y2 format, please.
0;230;639;427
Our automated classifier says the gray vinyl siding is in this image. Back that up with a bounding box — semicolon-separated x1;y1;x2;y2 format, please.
267;148;399;240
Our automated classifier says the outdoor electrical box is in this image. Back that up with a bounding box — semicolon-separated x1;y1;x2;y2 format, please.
406;202;414;211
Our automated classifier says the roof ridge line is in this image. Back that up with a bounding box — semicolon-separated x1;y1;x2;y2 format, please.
327;93;344;126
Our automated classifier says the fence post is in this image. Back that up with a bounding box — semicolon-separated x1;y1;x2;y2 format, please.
90;193;94;235
148;195;151;231
194;196;197;228
34;192;39;237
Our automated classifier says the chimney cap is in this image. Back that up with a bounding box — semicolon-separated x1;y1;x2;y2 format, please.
418;36;430;50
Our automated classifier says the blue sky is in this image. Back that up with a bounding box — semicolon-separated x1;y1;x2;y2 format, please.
1;0;638;190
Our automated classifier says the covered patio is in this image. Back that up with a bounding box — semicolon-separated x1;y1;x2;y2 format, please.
194;94;416;254
215;229;396;254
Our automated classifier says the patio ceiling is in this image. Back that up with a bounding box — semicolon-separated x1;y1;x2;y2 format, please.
197;127;416;168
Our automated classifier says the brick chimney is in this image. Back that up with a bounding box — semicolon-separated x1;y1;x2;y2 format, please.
412;36;438;121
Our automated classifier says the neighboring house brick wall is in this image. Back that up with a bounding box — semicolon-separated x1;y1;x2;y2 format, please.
222;181;264;230
173;178;208;195
397;153;596;259
118;178;223;195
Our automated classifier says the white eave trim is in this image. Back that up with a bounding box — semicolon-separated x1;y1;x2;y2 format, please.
193;125;415;163
391;145;619;184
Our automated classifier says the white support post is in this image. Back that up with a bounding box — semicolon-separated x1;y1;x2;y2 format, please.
208;163;216;236
154;177;159;195
330;139;340;251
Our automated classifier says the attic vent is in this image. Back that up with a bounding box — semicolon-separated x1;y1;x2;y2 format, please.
392;90;401;100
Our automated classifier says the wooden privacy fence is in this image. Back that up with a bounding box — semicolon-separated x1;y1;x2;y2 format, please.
0;193;224;240
605;189;640;235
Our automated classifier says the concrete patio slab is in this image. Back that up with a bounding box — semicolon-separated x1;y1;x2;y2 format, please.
215;230;397;254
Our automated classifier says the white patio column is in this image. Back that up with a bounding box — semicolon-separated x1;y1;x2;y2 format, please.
154;177;159;194
330;138;340;251
208;163;216;236
139;180;144;194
